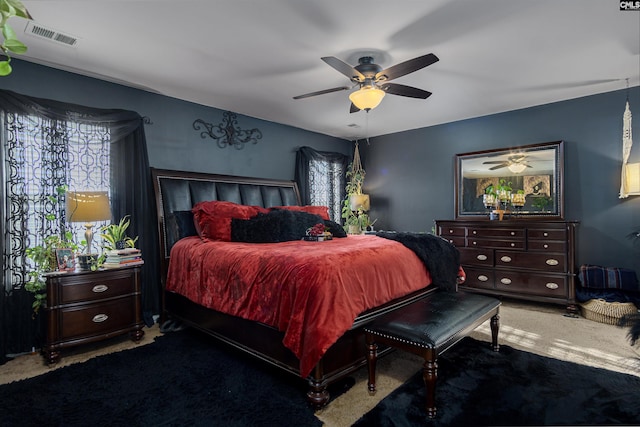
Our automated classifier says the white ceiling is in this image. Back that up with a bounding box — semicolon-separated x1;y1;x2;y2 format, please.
15;0;640;140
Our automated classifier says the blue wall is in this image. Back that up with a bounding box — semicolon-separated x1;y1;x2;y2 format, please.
0;59;351;180
3;59;640;274
362;86;640;273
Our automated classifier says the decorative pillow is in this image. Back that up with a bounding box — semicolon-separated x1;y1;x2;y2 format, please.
269;205;330;221
231;209;324;243
324;219;347;238
192;200;268;241
167;210;198;241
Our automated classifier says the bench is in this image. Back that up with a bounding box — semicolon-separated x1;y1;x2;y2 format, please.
364;290;501;418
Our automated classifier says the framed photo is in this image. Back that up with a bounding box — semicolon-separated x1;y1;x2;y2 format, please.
56;248;75;271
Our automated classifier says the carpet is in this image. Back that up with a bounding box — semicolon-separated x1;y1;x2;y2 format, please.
0;329;324;427
352;337;640;426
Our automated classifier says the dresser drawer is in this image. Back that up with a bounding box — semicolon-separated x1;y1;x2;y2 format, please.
442;236;465;247
468;238;525;250
468;228;525;239
495;250;566;271
494;271;568;297
528;229;567;240
459;247;494;267
57;297;137;341
438;225;466;237
461;267;495;290
528;240;566;252
59;273;137;305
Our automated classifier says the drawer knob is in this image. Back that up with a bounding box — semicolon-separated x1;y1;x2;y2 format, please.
476;254;488;261
448;239;454;244
510;231;515;236
510;243;515;247
473;230;477;235
543;232;549;237
478;275;489;282
448;229;454;234
500;256;512;263
543;244;549;249
545;282;559;289
500;278;512;285
92;314;109;323
92;285;109;293
472;241;477;246
546;259;559;266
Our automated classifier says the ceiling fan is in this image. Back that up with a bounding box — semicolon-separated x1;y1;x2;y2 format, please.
293;53;439;113
483;154;533;173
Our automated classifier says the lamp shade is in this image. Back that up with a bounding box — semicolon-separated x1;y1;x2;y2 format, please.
625;163;640;195
349;194;370;211
66;191;111;223
349;87;385;111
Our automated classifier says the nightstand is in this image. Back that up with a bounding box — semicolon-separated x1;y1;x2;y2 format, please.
43;265;145;364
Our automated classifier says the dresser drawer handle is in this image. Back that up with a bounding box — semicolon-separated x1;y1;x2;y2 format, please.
543;244;549;249
448;229;454;234
477;275;489;282
500;256;512;263
510;231;515;236
510;243;515;247
500;278;512;285
545;282;559;289
476;254;488;261
92;285;109;293
448;239;454;244
546;259;559;266
92;314;109;323
473;230;477;235
543;232;549;237
472;241;477;246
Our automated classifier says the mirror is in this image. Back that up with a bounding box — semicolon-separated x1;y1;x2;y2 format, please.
455;141;564;219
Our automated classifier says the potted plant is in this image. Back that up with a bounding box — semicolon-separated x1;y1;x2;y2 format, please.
100;215;138;251
24;185;77;314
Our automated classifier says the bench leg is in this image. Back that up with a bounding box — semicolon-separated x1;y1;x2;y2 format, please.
366;334;378;395
422;351;438;419
490;313;500;352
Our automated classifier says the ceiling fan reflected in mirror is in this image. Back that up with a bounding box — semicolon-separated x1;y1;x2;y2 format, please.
483;154;533;173
293;53;439;113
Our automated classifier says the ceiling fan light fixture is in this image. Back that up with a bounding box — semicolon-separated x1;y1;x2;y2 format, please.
349;87;385;111
508;163;527;174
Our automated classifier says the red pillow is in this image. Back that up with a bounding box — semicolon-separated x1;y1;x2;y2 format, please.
192;201;268;241
269;205;330;221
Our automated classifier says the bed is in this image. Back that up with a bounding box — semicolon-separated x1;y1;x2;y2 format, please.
151;168;461;408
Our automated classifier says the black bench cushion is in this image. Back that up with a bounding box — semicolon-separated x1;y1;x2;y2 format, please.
365;291;500;349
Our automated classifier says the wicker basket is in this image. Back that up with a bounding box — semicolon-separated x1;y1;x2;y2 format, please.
579;299;638;325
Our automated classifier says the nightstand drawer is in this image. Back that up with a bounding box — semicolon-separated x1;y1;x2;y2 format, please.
59;272;137;304
57;297;137;340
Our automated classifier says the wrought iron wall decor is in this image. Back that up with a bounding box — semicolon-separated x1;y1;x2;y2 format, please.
193;111;262;149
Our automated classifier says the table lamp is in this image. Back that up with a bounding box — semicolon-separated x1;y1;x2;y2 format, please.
66;191;111;254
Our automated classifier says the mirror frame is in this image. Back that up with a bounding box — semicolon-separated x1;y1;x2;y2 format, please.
455;141;564;219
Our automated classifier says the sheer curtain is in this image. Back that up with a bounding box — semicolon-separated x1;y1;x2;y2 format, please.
0;90;159;362
295;146;349;222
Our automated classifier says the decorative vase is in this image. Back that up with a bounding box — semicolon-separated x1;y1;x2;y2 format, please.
348;225;360;235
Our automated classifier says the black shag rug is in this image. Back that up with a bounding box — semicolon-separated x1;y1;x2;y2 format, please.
353;337;640;426
0;329;325;427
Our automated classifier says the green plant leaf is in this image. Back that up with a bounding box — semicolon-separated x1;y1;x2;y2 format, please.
4;0;32;19
0;59;10;75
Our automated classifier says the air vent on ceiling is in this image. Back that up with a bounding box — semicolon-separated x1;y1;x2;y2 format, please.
24;21;79;47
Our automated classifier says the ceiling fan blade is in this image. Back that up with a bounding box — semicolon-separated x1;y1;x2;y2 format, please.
489;164;508;170
293;86;350;100
380;83;432;99
321;56;365;82
350;103;360;114
375;53;439;82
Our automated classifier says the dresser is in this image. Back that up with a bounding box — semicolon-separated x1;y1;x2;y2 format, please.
44;265;145;364
435;220;578;313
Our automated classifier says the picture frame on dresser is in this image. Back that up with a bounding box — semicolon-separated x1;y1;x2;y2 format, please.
455;141;564;219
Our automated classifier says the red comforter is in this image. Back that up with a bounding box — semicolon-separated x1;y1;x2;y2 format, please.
166;234;432;377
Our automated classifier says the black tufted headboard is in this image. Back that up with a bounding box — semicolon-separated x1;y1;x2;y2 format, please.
151;168;301;284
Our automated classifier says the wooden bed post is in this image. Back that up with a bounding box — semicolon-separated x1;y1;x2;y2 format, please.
307;363;330;409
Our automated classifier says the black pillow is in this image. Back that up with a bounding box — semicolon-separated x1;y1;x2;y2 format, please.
231;209;324;243
324;219;347;238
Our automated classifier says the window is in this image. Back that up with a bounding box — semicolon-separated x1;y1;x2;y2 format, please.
2;112;110;291
295;146;349;223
